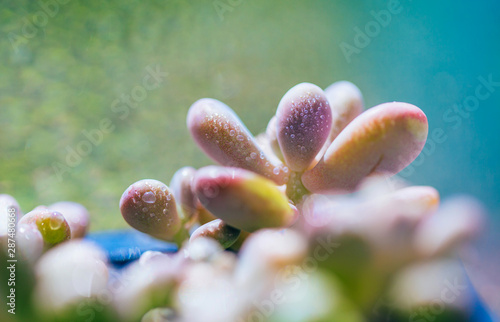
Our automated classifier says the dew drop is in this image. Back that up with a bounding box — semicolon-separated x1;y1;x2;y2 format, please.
142;191;156;204
273;167;280;175
163;209;167;215
142;207;148;212
229;130;235;136
236;135;244;141
290;134;295;139
150;213;155;218
166;194;172;201
250;152;257;159
49;214;64;230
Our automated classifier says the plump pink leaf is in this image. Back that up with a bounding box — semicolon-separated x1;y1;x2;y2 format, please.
302;102;428;193
119;179;181;241
192;166;294;232
187;98;289;185
276;83;332;171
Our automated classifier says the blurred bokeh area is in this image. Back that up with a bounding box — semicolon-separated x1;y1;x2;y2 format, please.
1;0;499;317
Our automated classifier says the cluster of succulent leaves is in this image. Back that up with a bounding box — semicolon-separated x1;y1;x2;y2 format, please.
120;81;428;248
0;80;483;322
113;81;481;321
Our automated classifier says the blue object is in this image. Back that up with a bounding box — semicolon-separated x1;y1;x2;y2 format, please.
85;229;177;267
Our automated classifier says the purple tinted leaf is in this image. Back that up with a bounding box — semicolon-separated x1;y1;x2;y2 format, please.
276;83;332;171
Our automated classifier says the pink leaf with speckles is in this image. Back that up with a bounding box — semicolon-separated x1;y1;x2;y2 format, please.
187;98;289;185
302;102;428;193
276;83;332;172
120;179;181;241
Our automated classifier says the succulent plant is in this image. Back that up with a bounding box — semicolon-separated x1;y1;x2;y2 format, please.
3;80;487;322
18;206;71;248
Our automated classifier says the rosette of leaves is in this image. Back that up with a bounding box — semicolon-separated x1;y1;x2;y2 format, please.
185;81;427;226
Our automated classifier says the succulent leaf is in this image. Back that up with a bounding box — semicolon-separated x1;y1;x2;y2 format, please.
324;80;364;143
265;116;284;162
276;83;332;171
19;207;71;246
119;179;181;241
169;166;199;222
302;102;428;193
414;196;484;258
189;219;240;249
187;98;289;184
192;166;294;232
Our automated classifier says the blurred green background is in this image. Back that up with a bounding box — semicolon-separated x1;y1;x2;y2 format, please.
1;0;499;234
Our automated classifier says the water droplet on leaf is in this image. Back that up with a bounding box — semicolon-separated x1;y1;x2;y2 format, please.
142;191;156;204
